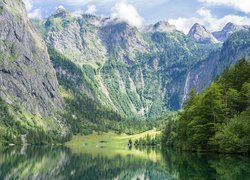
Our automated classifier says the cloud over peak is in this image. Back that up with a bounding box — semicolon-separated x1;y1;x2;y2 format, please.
86;5;97;14
169;8;250;34
111;1;144;28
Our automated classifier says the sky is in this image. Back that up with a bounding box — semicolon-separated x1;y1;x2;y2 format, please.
23;0;250;34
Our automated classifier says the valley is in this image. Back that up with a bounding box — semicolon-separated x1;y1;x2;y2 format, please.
0;0;250;179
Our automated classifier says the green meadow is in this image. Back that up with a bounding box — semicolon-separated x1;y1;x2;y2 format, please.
66;129;161;159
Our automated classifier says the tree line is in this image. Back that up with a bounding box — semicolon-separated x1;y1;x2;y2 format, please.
162;59;250;153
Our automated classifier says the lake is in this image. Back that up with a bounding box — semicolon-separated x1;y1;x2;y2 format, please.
0;145;249;180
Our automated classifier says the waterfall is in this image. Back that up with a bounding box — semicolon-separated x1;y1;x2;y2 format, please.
181;72;191;108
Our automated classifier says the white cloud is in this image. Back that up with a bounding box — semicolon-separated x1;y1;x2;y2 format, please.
169;8;250;34
111;1;144;27
62;0;111;6
198;0;250;14
57;5;66;10
63;0;92;5
86;5;97;14
169;18;199;34
23;0;33;11
28;8;42;19
23;0;42;19
72;9;84;17
72;5;97;17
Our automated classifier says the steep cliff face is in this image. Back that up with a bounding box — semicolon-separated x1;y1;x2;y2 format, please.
213;22;249;42
186;29;250;99
215;29;250;74
188;23;219;44
0;0;63;123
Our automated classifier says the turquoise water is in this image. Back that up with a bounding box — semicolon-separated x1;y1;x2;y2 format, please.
0;146;249;179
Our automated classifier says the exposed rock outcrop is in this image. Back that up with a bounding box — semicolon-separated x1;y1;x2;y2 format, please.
0;0;63;116
213;22;250;42
188;23;219;44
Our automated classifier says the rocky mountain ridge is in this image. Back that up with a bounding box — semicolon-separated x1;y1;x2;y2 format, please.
213;22;250;42
188;23;219;44
144;21;177;33
41;8;250;118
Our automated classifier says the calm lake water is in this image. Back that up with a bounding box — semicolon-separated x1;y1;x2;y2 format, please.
0;146;249;180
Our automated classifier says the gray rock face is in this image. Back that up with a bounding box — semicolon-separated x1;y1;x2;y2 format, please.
188;23;219;44
0;0;63;116
187;29;250;103
144;21;176;33
214;28;250;75
100;22;149;63
213;22;249;42
45;11;109;67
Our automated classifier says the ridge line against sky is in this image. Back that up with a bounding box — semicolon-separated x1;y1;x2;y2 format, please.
23;0;250;34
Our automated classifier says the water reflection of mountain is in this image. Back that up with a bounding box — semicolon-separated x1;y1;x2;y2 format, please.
0;146;249;180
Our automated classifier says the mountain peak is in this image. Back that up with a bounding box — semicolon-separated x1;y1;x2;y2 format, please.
213;22;249;42
188;23;219;44
153;21;176;32
144;21;176;33
189;23;206;33
53;6;70;18
223;22;242;32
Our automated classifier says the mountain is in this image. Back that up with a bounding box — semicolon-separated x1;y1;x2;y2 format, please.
213;22;250;42
215;28;250;74
42;9;250;119
188;23;219;44
186;28;250;99
0;0;67;144
1;1;250;145
144;21;177;33
43;9;225;118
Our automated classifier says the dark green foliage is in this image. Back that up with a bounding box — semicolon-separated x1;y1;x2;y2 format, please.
162;59;250;153
26;129;72;145
48;46;89;91
0;96;71;146
161;119;177;147
128;139;132;148
133;134;161;147
0;98;14;127
64;91;149;135
0;98;21;145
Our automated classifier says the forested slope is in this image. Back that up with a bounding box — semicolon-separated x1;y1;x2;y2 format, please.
162;59;250;153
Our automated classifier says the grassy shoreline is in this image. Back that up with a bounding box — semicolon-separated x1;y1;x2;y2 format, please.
68;129;159;146
65;129;161;159
66;129;160;148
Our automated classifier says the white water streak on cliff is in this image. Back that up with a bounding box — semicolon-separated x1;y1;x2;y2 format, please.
181;72;191;108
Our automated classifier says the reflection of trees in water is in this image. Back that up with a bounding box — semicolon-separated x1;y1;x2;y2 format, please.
63;151;171;179
161;149;250;180
0;146;71;179
0;146;249;179
0;146;170;179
